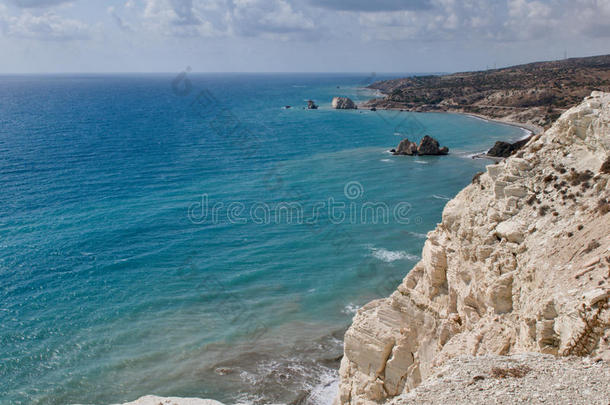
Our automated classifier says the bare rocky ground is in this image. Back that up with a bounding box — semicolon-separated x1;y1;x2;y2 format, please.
389;353;609;405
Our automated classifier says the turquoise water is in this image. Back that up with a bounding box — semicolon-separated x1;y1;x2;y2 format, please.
0;74;525;404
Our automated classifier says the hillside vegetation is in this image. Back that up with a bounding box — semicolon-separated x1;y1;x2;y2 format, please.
368;54;610;128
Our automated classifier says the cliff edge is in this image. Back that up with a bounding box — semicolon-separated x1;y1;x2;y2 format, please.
338;92;610;404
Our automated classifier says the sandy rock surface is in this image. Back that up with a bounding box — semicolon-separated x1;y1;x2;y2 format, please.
389;353;610;405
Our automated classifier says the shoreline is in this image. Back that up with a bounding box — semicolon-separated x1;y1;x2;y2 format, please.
355;101;539;161
457;111;543;137
356;98;543;138
356;92;543;161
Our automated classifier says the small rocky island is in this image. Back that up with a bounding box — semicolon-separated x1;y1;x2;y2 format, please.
392;135;449;156
332;96;357;109
307;100;318;109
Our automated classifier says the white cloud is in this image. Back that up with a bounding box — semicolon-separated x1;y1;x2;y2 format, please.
231;0;315;38
507;0;552;19
0;9;90;40
356;0;494;41
308;0;433;12
141;0;225;37
572;0;610;38
107;6;133;32
353;0;610;42
132;0;317;39
1;0;609;52
504;0;557;39
8;0;73;8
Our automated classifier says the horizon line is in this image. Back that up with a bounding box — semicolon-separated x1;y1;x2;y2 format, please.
0;71;446;75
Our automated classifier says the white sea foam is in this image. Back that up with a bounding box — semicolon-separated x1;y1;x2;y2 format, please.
342;303;360;315
380;159;391;162
370;247;419;263
405;231;427;239
238;369;258;386
466;114;488;122
308;368;340;405
463;150;487;158
432;194;451;201
465;113;534;139
518;127;534;140
239;357;340;405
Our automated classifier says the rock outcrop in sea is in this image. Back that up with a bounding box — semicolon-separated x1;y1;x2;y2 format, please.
487;135;533;158
332;97;357;109
307;100;318;109
393;135;449;156
338;92;610;404
393;139;418;155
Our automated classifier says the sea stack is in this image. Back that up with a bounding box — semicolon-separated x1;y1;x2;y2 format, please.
418;135;449;155
392;135;449;155
393;138;418;155
307;100;318;109
331;97;357;109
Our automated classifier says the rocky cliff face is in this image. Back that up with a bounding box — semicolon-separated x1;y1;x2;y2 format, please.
338;92;610;404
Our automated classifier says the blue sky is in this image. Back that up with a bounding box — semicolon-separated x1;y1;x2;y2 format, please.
0;0;609;73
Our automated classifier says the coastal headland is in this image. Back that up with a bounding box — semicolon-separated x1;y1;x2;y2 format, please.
365;54;610;133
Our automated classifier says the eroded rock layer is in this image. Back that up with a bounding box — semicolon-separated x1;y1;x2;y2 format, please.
338;92;610;404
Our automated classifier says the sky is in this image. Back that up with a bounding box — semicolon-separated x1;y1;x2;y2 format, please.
0;0;609;73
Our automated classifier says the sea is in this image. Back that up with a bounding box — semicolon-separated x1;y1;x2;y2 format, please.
0;73;526;404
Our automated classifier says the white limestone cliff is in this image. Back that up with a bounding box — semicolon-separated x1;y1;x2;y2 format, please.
338;92;610;404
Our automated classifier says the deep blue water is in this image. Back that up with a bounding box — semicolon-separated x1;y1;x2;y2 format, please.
0;74;525;404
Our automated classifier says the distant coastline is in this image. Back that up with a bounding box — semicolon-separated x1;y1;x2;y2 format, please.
356;99;542;138
457;112;542;137
356;98;540;162
363;54;610;136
